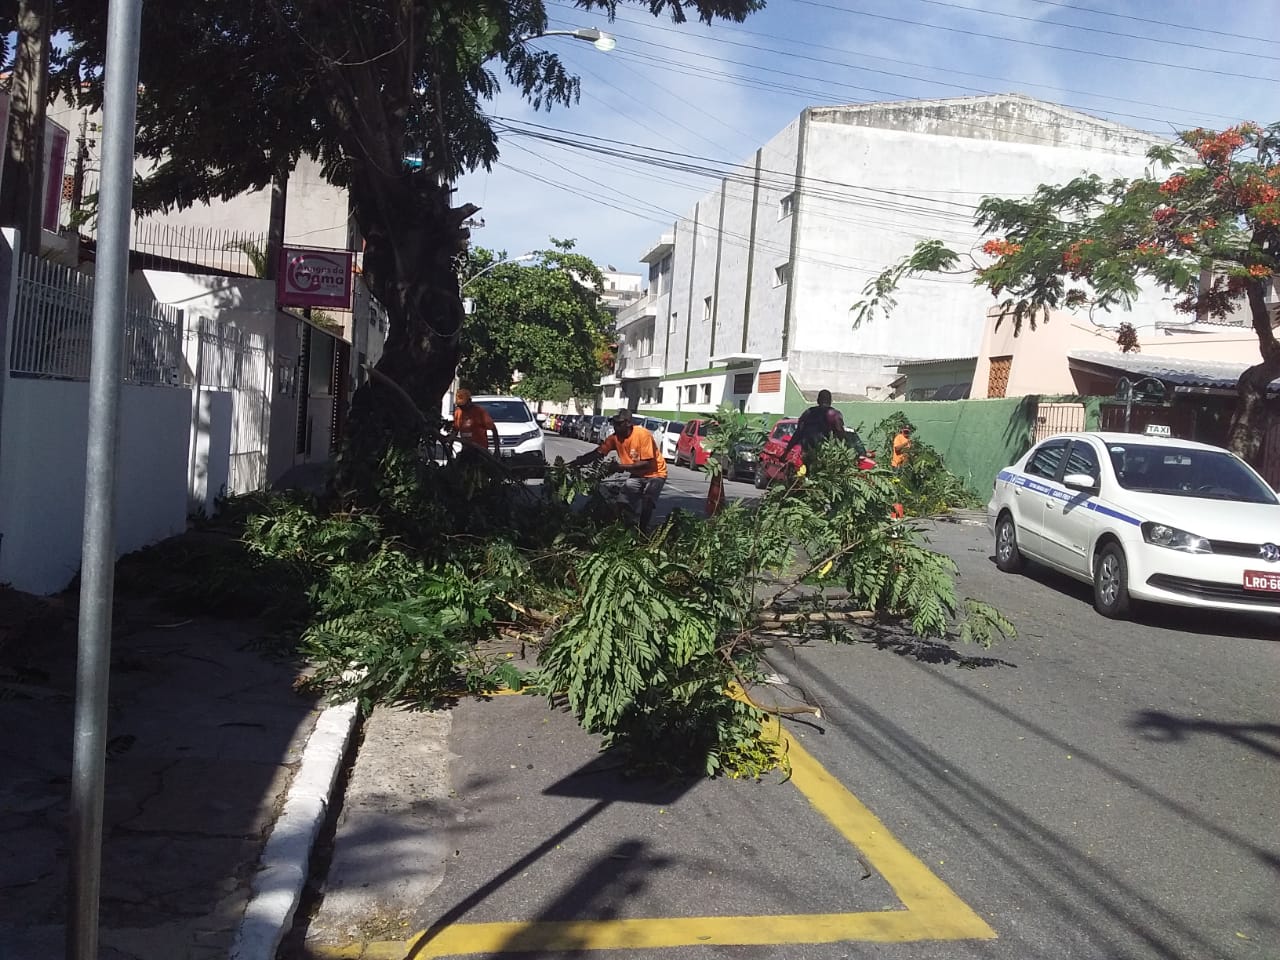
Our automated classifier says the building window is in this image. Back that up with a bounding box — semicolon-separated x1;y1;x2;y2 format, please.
669;310;678;333
655;387;663;405
988;355;1013;398
774;262;791;287
758;370;782;393
779;193;794;219
700;383;712;404
658;255;673;295
733;372;754;394
703;296;712;323
686;384;697;404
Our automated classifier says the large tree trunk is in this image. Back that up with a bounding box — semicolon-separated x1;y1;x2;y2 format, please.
1225;280;1280;464
0;0;52;253
334;165;478;495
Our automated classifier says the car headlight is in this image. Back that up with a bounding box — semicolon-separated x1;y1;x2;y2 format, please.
1141;522;1211;553
515;428;541;443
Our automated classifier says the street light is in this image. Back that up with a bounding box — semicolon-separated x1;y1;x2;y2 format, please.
462;252;535;293
520;27;617;52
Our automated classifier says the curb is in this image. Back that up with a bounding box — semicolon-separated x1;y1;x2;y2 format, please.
230;698;361;960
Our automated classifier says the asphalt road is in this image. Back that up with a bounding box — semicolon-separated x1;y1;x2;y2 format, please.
775;520;1280;960
302;436;1278;959
551;429;1279;958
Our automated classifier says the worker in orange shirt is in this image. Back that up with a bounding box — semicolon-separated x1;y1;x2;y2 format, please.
570;409;667;528
452;388;499;456
891;424;913;468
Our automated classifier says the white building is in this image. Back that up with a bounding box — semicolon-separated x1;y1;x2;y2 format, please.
608;94;1173;419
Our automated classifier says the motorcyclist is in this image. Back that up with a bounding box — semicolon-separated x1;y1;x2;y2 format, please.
569;410;667;528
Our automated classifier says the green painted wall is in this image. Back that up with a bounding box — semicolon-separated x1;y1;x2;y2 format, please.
829;395;1103;497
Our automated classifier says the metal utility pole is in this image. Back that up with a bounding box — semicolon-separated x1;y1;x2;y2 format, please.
66;1;143;958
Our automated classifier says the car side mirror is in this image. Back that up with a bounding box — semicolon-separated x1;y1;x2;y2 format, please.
1063;472;1098;492
535;413;547;424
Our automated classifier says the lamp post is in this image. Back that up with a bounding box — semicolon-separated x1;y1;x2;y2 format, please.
447;253;536;415
520;27;617;51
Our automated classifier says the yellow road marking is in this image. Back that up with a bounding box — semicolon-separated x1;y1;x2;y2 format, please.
312;719;995;958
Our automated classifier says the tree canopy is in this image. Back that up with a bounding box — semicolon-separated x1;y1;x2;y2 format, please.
854;122;1279;460
459;241;613;401
52;0;763;481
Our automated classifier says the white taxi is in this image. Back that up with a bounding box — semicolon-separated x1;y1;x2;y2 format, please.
987;431;1280;619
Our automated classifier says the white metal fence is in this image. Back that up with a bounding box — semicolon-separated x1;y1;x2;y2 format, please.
7;253;184;385
188;321;271;495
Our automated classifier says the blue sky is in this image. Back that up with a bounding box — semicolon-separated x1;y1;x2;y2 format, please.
454;0;1279;277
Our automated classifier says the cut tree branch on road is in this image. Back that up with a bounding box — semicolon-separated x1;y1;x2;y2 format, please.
852;122;1280;463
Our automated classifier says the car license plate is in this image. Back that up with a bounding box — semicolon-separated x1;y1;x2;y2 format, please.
500;447;513;457
1243;570;1280;592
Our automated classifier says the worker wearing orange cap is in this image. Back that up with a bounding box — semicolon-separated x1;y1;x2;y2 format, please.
453;388;499;456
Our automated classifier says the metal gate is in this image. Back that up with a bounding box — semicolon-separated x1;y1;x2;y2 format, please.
190;321;270;495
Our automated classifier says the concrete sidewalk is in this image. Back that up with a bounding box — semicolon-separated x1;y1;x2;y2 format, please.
0;595;323;959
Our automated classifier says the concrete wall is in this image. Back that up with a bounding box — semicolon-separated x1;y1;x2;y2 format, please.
789;99;1166;395
0;379;191;594
50;97;349;252
634;95;1177;400
972;308;1264;398
830;395;1101;497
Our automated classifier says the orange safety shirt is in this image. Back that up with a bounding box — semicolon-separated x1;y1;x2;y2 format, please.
599;426;667;479
455;404;497;449
891;432;912;468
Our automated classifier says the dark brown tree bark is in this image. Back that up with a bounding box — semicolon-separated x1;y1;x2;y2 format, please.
1226;279;1280;465
0;0;53;253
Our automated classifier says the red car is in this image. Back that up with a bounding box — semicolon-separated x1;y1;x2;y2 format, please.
753;418;875;488
674;418;715;469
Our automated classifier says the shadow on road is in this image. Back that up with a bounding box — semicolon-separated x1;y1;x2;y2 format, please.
987;555;1280;641
1131;710;1280;761
785;653;1271;960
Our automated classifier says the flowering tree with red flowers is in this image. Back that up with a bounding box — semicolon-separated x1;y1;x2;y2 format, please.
854;122;1280;463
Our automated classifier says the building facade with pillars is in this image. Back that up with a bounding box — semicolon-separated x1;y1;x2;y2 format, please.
608;94;1175;419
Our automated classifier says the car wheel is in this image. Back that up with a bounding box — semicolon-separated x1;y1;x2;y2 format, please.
753;462;768;489
994;514;1024;574
1093;542;1132;619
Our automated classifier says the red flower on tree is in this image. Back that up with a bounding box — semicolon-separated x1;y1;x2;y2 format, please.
1159;174;1188;195
1248;264;1273;278
982;238;1022;257
1153;206;1178;223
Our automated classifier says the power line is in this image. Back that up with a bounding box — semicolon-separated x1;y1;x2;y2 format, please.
1020;0;1280;47
792;0;1274;81
905;0;1279;61
548;1;1250;125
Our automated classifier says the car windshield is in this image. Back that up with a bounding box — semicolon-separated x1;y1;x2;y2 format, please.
668;422;685;435
1107;443;1278;504
695;421;714;436
480;400;533;423
772;421;796;440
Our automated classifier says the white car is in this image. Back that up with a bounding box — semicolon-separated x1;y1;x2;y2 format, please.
470;395;546;476
988;432;1280;619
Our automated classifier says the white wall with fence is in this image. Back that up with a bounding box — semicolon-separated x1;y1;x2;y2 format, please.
0;232;192;594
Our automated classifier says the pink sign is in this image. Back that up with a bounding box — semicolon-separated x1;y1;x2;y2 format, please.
278;246;355;309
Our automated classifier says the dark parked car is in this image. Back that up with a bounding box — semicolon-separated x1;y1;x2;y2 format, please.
558;414;579;437
727;430;769;481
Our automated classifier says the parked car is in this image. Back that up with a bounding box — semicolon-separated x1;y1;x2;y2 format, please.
557;414;578;437
470;395;545;476
657;421;685;462
754;419;875;488
643;417;670;454
674;418;716;469
727;429;769;481
595;417;615;444
988;431;1280;619
544;413;558;432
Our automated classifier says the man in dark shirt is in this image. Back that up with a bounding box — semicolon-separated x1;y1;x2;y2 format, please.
783;389;865;466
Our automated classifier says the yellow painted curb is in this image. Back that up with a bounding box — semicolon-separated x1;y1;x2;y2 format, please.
311;716;994;957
